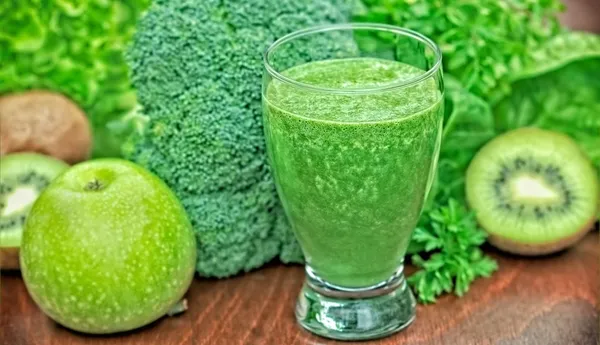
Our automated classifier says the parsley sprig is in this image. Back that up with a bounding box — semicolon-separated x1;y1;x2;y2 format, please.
407;199;498;303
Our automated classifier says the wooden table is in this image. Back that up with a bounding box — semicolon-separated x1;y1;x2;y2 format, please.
1;232;597;345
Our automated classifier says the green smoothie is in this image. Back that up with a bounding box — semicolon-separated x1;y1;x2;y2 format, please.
264;57;443;288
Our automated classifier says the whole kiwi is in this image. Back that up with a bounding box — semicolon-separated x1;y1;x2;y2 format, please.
466;127;598;256
0;90;92;164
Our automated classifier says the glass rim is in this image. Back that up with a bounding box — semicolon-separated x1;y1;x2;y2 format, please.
263;23;443;95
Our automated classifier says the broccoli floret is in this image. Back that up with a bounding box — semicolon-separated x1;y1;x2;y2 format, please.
125;0;353;277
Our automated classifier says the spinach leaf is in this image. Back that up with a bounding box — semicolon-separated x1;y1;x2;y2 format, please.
432;77;496;204
493;32;600;172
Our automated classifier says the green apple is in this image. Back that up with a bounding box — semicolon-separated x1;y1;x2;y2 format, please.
20;159;197;334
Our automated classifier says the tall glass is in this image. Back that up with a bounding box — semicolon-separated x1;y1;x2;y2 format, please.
262;23;443;340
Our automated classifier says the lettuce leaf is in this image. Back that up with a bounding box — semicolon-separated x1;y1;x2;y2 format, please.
0;0;150;158
431;77;496;204
493;32;600;172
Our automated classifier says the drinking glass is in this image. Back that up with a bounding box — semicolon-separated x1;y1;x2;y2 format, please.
262;23;443;340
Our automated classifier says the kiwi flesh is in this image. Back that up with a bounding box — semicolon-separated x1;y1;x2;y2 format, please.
0;153;68;267
466;127;599;256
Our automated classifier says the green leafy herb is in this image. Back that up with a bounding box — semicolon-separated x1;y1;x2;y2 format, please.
0;0;150;157
353;0;564;100
407;199;498;303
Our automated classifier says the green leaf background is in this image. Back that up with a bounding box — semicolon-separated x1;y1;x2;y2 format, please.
0;0;150;158
355;1;600;302
354;0;564;100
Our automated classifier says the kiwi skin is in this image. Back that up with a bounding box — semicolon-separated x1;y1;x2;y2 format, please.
487;217;595;256
0;90;92;164
466;127;599;256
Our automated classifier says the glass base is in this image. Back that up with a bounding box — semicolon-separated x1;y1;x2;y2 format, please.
295;268;416;341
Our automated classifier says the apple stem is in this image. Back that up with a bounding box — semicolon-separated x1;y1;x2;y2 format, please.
84;179;104;191
166;299;188;317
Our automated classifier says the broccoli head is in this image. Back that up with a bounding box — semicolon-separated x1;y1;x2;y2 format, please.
125;0;353;277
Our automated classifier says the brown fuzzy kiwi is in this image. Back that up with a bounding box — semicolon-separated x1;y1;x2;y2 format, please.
0;90;92;164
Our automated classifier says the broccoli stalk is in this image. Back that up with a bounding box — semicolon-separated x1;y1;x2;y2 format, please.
125;0;353;277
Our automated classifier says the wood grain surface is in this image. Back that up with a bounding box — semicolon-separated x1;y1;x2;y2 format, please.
1;232;597;345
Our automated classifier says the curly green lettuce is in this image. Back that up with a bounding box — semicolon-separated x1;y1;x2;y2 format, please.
0;0;149;157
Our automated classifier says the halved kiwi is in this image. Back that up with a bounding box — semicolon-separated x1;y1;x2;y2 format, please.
1;153;68;268
466;127;599;256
